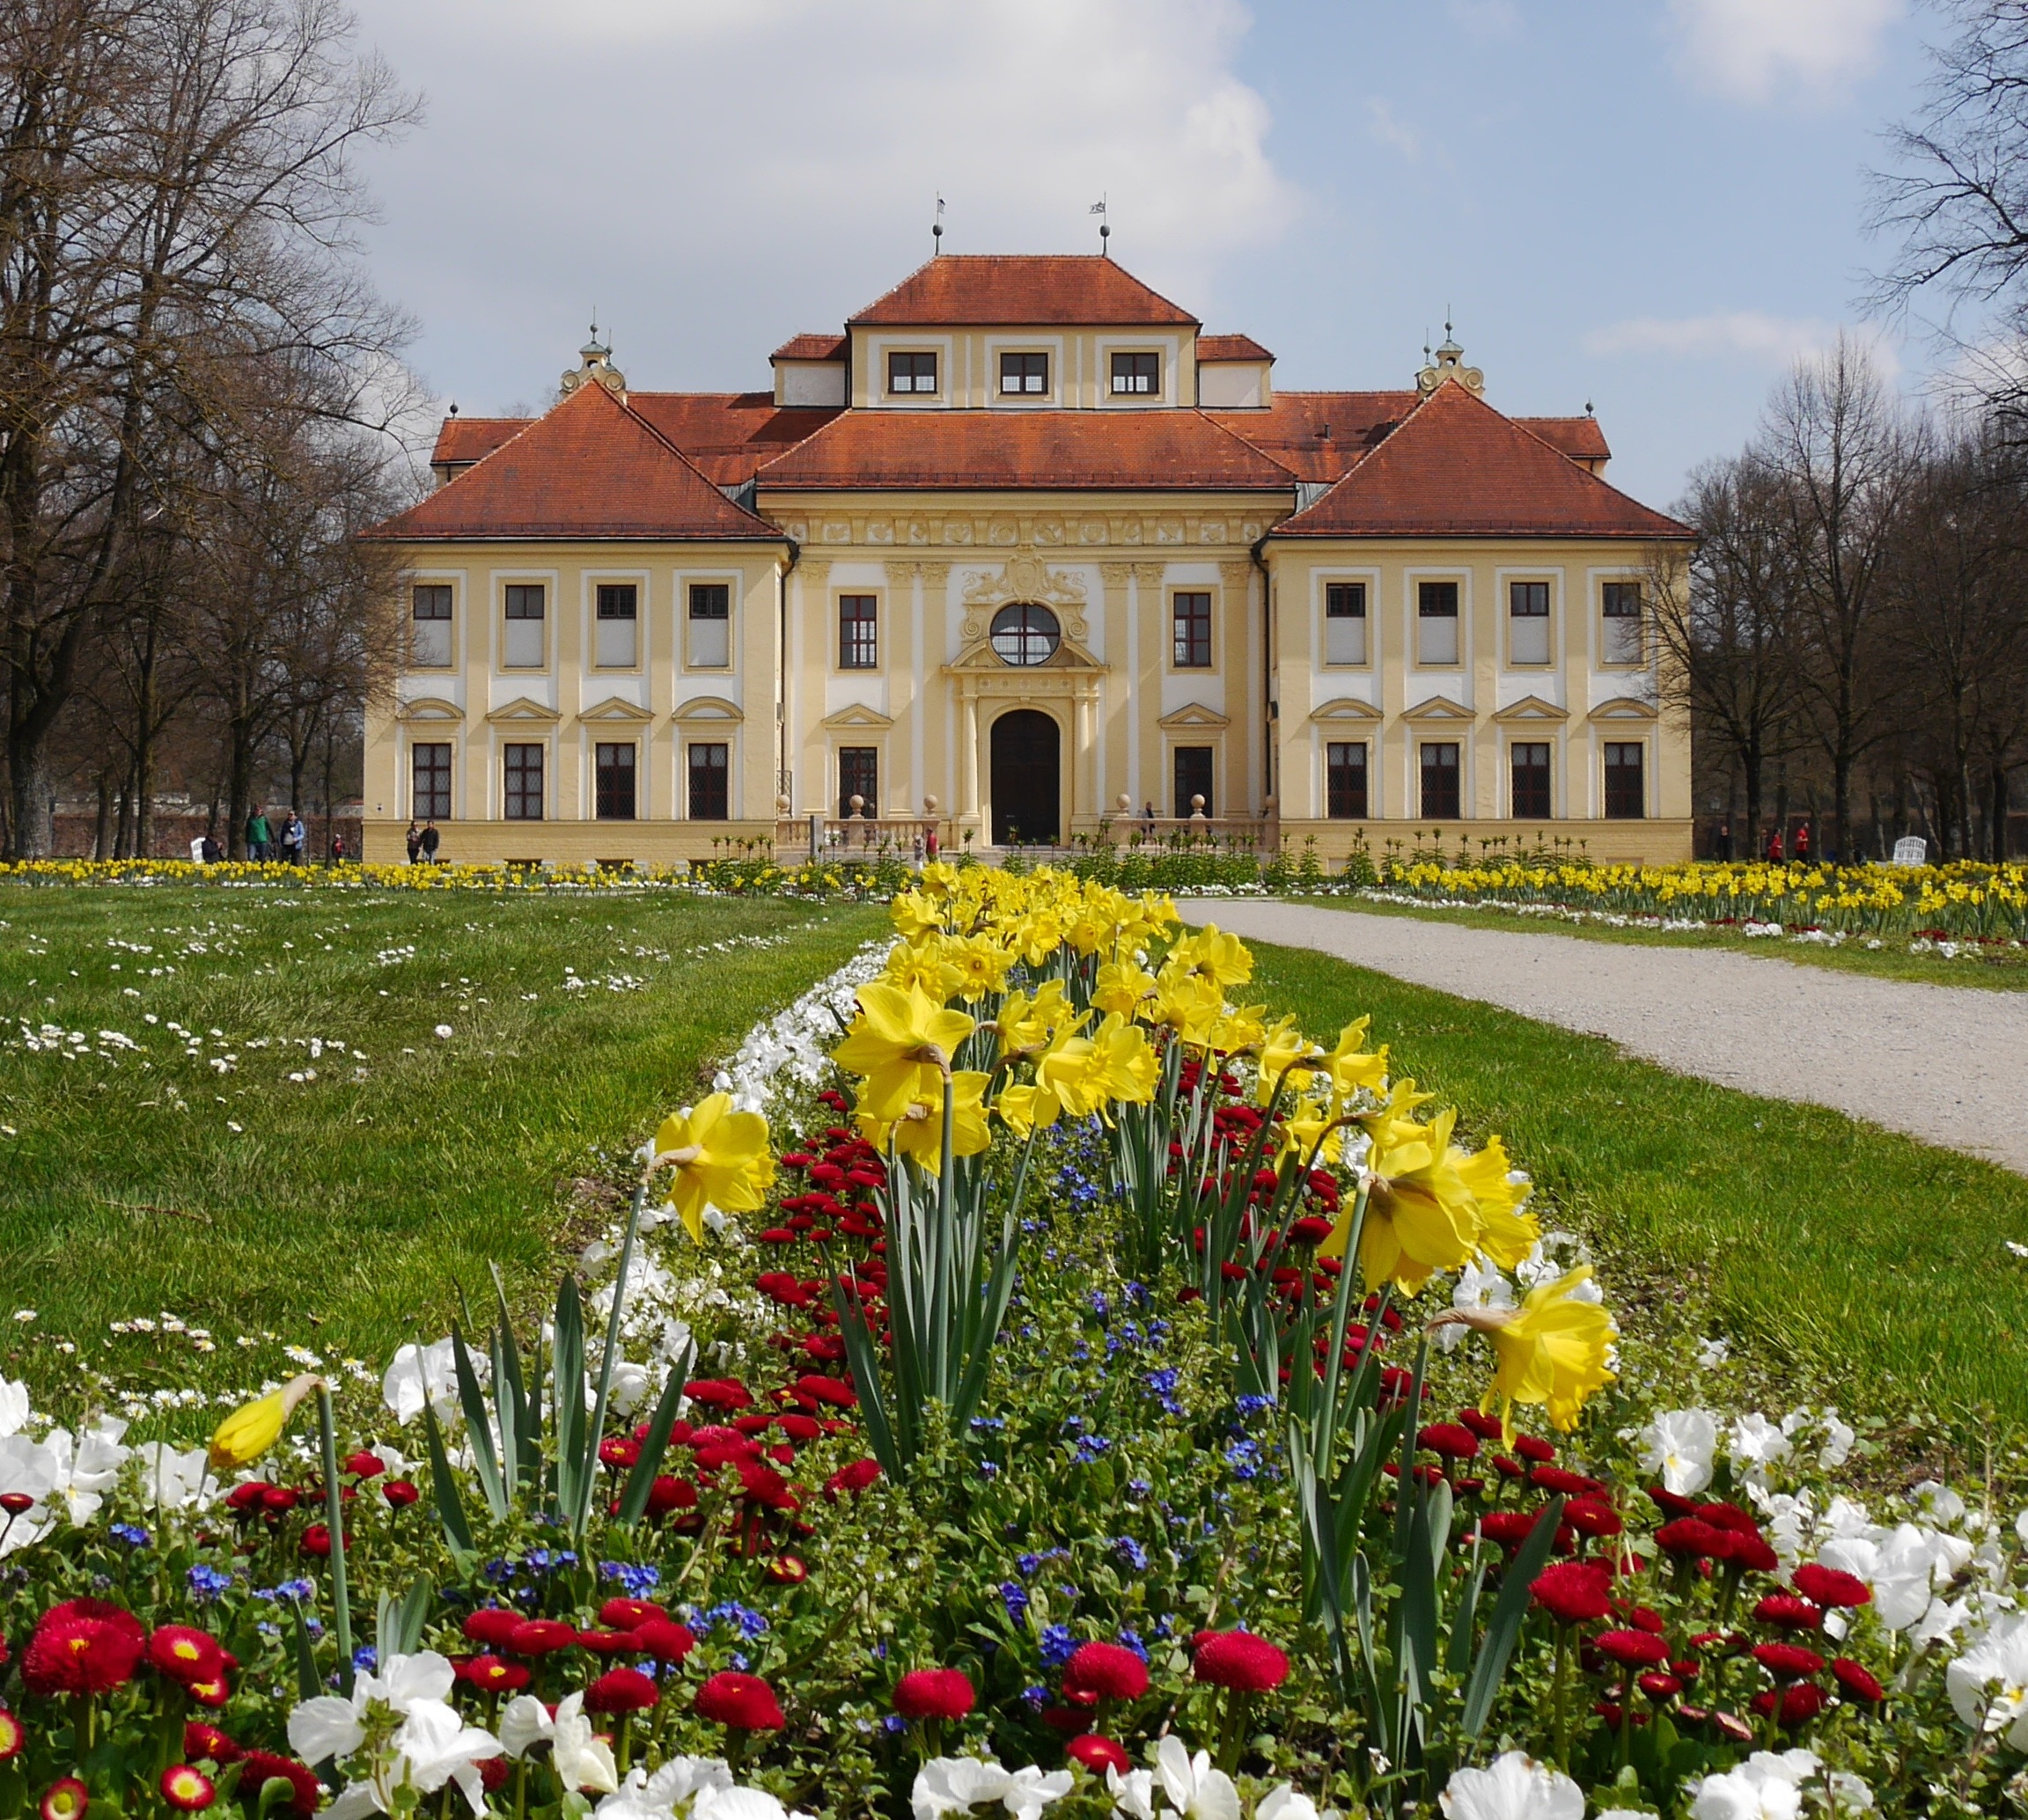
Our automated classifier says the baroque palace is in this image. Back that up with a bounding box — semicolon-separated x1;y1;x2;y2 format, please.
361;254;1693;863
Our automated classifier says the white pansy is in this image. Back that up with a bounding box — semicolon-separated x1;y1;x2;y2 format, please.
290;1651;460;1762
0;1376;32;1437
1915;1481;1968;1527
1108;1767;1157;1820
42;1418;130;1525
1152;1738;1241;1820
1819;1411;1855;1469
1697;1336;1730;1369
1949;1615;2028;1747
1639;1408;1717;1497
136;1442;213;1512
1729;1413;1792;1477
1437;1751;1583;1820
322;1699;502;1819
914;1758;1072;1820
1255;1787;1319;1820
597;1756;738;1819
382;1339;460;1425
500;1691;617;1794
1437;1259;1514;1353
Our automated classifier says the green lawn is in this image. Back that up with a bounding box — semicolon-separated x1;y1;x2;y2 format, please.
1242;936;2028;1450
1313;892;2028;990
0;884;882;1406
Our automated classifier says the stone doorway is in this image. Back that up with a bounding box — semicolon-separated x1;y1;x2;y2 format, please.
990;708;1060;846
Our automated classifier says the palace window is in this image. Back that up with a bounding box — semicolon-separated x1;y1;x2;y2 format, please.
503;744;544;820
1172;591;1212;668
1602;582;1643;664
688;583;731;669
1326;742;1368;819
1510;581;1550;665
1325;582;1367;664
999;351;1048;395
411;743;452;819
595;583;637;668
411;585;452;668
1510;741;1552;818
503;584;545;669
1173;746;1214;818
839;746;878;818
1111;350;1160;395
1604;741;1646;818
839;594;878;669
688;743;729;820
1420;742;1461;820
1417;582;1459;665
990;603;1060;667
594;742;637;820
887;351;937;395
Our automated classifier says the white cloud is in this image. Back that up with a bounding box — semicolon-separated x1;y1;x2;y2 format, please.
345;0;1297;412
1665;0;1905;104
1366;99;1422;159
1446;0;1519;38
1585;311;1900;376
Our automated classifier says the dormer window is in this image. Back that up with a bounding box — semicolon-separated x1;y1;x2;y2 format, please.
1111;351;1159;395
999;352;1048;396
887;351;937;395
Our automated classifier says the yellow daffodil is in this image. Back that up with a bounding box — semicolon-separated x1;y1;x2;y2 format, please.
943;936;1017;1001
918;860;960;899
1456;1136;1539;1269
1324;1105;1480;1294
1281;1094;1344;1166
1169;924;1253;988
209;1373;322;1471
993;1080;1060;1141
1086;1013;1158;1109
890;890;945;940
883;936;955;1000
1322;1016;1389;1101
833;982;976;1123
1150;965;1223;1046
1255;1015;1320;1105
863;1070;993;1172
653;1092;776;1242
1207;1002;1268;1057
1457;1265;1617;1441
1092;959;1157;1019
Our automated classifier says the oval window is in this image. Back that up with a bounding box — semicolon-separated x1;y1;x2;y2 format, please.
990;603;1061;667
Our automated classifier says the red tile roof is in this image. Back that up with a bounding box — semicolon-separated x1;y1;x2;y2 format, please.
1211;392;1416;483
629;393;843;488
1518;415;1611;464
849;255;1198;327
1197;333;1274;363
430;417;527;468
365;380;783;543
1274;380;1687;540
771;333;847;362
755;407;1291;492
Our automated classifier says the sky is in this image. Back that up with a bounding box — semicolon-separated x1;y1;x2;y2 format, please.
342;0;1942;510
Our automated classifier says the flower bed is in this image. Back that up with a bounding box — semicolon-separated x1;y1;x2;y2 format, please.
0;869;2021;1816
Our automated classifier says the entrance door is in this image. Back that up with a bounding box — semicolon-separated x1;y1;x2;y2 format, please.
990;709;1060;846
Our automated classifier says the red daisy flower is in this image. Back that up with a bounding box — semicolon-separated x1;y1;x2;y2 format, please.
1531;1561;1612;1626
694;1671;784;1730
1066;1736;1131;1776
1752;1642;1826;1680
453;1655;530;1693
1793;1564;1872;1611
182;1722;238;1765
1594;1629;1672;1668
1190;1630;1290;1692
893;1669;975;1721
506;1620;577;1657
463;1608;523;1648
40;1776;89;1820
1832;1657;1885;1703
584;1668;660;1714
1062;1642;1149;1705
161;1765;217;1812
1753;1595;1823;1633
24;1608;144;1696
236;1753;321;1816
148;1626;224;1685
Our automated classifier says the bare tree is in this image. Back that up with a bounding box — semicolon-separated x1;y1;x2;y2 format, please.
1651;455;1805;848
0;0;416;855
1756;339;1919;859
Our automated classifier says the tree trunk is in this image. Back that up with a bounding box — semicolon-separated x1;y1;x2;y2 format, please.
93;772;114;860
1996;764;2013;862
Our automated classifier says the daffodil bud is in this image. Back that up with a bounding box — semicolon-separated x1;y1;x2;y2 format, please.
208;1372;321;1471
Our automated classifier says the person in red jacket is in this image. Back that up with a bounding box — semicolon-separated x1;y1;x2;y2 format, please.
1766;826;1784;862
1794;822;1811;864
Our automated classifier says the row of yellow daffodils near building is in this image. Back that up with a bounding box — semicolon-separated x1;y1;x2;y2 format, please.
809;863;1613;1463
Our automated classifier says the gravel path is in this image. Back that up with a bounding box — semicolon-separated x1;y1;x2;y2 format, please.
1184;899;2028;1176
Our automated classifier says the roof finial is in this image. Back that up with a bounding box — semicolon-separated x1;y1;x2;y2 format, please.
933;193;944;255
447;400;459;418
1091;194;1108;255
1585;399;1594;417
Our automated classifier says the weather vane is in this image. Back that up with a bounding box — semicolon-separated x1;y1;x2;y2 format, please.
1091;194;1109;255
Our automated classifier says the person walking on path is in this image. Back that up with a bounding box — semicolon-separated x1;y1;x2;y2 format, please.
405;821;422;863
1794;822;1811;865
329;831;347;863
279;811;305;864
420;820;441;862
246;805;271;862
1142;800;1157;836
1716;818;1734;861
1766;826;1783;863
200;833;222;863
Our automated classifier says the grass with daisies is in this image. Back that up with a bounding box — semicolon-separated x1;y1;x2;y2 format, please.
0;883;885;1406
2;882;2023;1454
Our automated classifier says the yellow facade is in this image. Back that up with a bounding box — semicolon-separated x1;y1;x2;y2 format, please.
361;256;1693;867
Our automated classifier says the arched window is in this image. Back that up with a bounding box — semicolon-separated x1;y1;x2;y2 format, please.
990;603;1061;667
